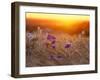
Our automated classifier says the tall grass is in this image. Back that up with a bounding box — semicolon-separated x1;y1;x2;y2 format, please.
26;27;89;67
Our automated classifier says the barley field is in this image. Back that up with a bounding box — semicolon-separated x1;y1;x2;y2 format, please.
26;27;89;67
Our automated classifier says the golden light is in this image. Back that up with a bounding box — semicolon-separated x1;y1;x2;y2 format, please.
26;13;90;34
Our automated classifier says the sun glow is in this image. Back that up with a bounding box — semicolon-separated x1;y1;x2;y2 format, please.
26;13;90;34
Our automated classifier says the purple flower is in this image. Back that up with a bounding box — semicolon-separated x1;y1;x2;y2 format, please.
26;32;33;40
57;56;62;58
48;55;54;60
65;43;71;48
48;55;64;61
47;34;56;41
52;45;56;48
56;56;64;61
51;44;56;48
51;40;56;44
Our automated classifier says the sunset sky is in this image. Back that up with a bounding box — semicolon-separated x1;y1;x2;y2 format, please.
26;13;90;34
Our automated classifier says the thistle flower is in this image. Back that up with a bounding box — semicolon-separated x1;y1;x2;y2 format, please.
51;44;56;48
64;43;71;48
52;45;56;48
47;34;56;41
51;40;56;44
56;55;64;61
48;55;54;60
26;32;33;40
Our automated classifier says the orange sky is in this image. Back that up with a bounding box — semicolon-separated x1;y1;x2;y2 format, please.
26;13;90;34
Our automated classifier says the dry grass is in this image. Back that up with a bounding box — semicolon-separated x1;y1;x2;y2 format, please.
26;29;89;67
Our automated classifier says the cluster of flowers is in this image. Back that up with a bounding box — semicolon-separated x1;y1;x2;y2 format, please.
47;34;56;48
46;34;71;49
46;34;71;61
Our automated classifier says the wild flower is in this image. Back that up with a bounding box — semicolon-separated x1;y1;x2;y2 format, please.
47;34;56;41
26;32;33;41
64;43;71;48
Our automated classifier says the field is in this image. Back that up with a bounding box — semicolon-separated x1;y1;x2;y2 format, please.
26;27;89;67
